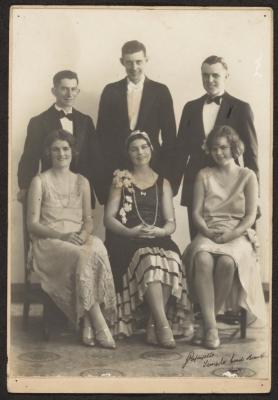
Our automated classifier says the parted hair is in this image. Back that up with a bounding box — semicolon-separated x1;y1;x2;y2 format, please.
53;70;79;87
121;40;146;57
43;129;79;161
206;125;245;159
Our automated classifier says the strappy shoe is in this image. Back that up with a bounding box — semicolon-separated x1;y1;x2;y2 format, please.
156;325;176;349
95;327;116;349
204;328;220;350
82;326;95;347
146;324;158;345
192;323;205;346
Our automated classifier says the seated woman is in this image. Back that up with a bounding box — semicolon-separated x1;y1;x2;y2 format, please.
104;130;192;349
184;125;266;350
27;129;117;349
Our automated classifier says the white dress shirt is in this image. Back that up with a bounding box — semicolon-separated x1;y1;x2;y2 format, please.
55;104;73;134
127;76;145;130
202;92;224;137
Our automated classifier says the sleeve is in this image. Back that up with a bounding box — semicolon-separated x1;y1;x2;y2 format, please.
171;103;191;196
96;85;114;161
158;85;177;185
239;103;259;179
85;116;108;206
17;117;43;189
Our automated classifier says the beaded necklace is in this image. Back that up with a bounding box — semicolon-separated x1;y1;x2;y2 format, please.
132;182;158;227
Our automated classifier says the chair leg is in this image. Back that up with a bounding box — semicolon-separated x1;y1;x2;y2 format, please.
42;292;51;341
240;308;247;339
22;298;30;330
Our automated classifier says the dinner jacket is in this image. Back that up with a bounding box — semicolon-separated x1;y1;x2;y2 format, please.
17;105;105;207
173;91;259;207
96;77;177;198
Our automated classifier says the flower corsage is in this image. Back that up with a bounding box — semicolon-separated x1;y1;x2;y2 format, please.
112;169;134;224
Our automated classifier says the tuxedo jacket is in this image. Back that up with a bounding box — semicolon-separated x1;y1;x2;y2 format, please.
173;92;259;206
96;77;177;197
17;105;106;207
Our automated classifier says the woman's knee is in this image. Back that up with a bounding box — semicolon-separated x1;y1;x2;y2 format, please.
217;255;235;275
194;251;214;274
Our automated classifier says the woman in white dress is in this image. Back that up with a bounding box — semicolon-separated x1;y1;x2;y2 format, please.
184;125;266;349
27;129;117;348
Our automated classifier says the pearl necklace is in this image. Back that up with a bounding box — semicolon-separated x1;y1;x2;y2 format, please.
132;182;158;227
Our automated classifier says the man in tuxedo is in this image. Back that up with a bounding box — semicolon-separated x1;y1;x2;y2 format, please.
96;40;176;199
17;70;105;207
174;55;259;238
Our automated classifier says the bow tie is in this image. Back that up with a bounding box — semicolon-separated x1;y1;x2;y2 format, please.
206;95;223;105
57;110;73;120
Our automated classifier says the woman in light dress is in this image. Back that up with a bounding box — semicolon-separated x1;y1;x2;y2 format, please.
27;129;117;348
184;125;266;349
104;130;193;349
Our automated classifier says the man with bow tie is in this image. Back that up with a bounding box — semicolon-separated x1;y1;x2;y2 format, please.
17;70;105;207
173;55;259;238
96;40;176;200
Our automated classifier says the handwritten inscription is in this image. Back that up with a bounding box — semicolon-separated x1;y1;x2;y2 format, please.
182;351;265;369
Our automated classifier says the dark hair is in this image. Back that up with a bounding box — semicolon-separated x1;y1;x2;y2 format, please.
53;70;79;87
124;131;154;170
201;55;228;71
121;40;146;57
44;129;78;162
206;125;245;159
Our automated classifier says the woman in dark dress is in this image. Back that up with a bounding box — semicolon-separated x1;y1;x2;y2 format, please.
104;130;192;348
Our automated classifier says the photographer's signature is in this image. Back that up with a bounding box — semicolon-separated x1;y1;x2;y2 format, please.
182;350;265;369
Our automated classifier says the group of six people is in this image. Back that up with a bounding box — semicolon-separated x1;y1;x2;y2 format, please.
17;40;266;351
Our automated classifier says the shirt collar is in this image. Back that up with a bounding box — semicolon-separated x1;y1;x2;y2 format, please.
54;104;73;114
127;76;145;91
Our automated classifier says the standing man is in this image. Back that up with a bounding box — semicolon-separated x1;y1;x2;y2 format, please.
96;40;176;198
174;55;259;238
17;70;105;207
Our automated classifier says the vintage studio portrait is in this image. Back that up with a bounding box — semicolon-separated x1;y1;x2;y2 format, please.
8;6;272;394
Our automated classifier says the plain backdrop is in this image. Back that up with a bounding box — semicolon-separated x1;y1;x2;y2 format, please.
9;7;272;284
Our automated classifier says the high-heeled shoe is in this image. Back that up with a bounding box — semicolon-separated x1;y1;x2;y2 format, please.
95;327;116;349
204;328;220;349
146;324;158;345
156;325;176;349
82;326;95;347
192;322;204;346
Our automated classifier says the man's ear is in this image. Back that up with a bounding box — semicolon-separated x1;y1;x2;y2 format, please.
51;87;56;97
225;72;229;80
120;57;124;66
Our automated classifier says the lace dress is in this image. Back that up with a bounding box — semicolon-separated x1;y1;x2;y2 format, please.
184;167;266;322
30;171;117;329
106;175;192;337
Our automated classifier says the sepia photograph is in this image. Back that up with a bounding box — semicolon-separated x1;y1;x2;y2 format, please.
7;5;272;393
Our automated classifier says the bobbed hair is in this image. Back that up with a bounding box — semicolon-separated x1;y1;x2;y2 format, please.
43;129;79;162
206;125;245;160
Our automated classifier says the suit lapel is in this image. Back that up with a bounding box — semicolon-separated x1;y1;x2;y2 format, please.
42;105;63;132
135;77;154;129
72;109;86;163
197;95;207;140
215;92;234;126
118;78;130;131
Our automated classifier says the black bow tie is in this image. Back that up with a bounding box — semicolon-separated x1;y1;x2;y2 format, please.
57;110;73;120
206;95;223;105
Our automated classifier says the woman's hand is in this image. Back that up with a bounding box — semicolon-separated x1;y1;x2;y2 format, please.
214;231;236;244
61;232;85;246
204;228;224;241
140;225;166;238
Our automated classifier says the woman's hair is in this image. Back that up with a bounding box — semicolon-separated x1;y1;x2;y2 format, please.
43;129;78;161
124;130;154;169
206;125;245;159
